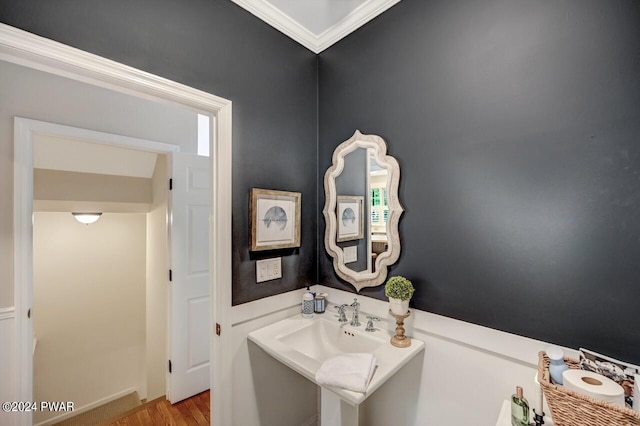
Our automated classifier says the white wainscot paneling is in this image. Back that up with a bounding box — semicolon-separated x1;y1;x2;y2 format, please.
316;285;575;426
229;285;572;426
232;290;319;426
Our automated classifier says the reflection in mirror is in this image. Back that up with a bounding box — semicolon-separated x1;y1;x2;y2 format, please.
323;130;403;291
369;154;389;272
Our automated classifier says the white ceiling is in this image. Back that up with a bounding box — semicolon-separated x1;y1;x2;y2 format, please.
230;0;401;53
33;133;158;179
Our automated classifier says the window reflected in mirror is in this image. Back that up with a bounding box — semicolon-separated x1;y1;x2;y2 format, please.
369;154;388;272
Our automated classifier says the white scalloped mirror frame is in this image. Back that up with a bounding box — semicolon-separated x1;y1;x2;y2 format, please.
323;130;404;291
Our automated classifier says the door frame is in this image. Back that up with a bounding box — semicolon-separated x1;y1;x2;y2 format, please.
4;23;233;426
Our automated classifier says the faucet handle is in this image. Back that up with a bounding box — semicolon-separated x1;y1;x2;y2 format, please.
365;316;380;332
334;304;348;322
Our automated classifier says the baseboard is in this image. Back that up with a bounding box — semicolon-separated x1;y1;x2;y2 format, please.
34;387;138;426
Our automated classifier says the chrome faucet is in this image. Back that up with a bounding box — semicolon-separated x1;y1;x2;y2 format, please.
335;304;349;322
349;298;361;327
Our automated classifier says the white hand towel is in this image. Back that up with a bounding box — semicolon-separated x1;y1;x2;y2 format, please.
315;353;377;393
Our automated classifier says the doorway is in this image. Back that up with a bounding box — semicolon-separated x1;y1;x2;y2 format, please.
30;133;171;425
26;124;192;425
6;24;232;426
27;122;211;424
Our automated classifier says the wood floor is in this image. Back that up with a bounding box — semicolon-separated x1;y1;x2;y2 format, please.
103;390;210;425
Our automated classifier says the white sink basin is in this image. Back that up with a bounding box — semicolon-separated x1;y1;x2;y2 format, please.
248;311;425;406
277;317;386;361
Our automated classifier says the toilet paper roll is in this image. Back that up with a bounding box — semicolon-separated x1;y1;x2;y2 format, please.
563;369;625;408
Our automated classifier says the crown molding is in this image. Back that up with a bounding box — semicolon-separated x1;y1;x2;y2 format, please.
230;0;402;54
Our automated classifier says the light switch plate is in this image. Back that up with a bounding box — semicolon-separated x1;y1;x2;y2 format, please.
344;246;357;264
256;257;282;283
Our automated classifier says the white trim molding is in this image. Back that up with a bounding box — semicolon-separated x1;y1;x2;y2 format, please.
13;109;34;426
232;288;308;326
229;0;402;54
2;23;233;426
0;26;230;112
0;306;15;321
0;310;16;426
16;118;181;153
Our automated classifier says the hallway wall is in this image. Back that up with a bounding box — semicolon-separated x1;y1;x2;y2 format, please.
33;212;146;424
0;59;196;309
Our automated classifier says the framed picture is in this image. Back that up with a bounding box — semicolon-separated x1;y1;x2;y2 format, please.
337;196;364;242
250;188;301;251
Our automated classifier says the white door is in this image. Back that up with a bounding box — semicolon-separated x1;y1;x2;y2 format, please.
169;152;211;403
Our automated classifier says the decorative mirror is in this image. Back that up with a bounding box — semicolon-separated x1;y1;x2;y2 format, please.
323;130;404;291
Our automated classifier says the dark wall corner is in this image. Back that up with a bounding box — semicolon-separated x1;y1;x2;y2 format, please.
318;0;640;364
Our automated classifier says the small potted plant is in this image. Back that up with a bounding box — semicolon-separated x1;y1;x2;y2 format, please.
384;276;414;315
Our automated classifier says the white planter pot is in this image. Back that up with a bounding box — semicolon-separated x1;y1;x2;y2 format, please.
388;297;409;315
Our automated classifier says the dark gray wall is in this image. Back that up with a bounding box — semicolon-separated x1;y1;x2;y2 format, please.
319;0;640;364
0;0;318;305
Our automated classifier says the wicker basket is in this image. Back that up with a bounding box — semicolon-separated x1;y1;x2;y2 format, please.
538;351;640;426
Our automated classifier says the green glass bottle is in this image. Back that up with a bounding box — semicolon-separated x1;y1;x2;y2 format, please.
511;386;530;426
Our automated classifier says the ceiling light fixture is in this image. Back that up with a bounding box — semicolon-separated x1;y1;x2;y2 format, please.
71;212;102;225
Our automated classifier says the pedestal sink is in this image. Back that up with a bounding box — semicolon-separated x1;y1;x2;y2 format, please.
248;310;425;425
